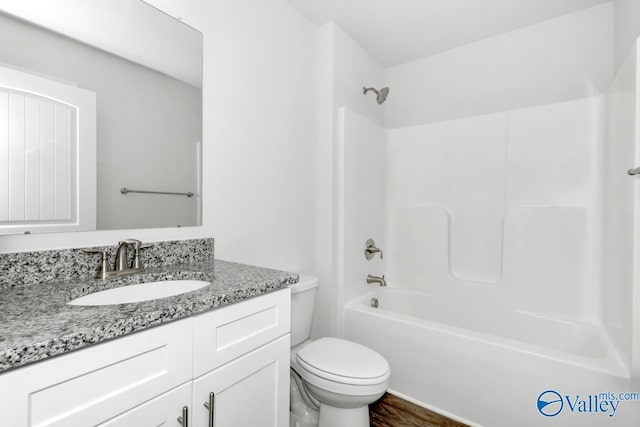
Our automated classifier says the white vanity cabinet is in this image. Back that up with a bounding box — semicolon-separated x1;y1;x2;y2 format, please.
0;288;291;427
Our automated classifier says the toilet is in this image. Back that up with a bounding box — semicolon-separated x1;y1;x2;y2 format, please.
290;275;390;427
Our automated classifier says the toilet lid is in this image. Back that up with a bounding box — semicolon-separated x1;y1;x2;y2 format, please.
296;337;389;383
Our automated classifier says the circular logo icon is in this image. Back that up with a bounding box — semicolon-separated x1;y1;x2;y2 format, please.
537;390;563;417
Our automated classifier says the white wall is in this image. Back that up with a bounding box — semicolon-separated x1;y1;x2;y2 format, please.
312;23;336;339
384;3;614;128
332;25;385;127
0;0;318;277
312;22;385;338
614;0;640;68
200;0;316;272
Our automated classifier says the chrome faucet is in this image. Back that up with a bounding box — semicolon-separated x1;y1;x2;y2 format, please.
367;274;387;287
115;239;142;271
83;239;146;279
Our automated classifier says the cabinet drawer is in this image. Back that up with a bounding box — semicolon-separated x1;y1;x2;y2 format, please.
193;289;290;377
0;317;193;427
97;382;192;427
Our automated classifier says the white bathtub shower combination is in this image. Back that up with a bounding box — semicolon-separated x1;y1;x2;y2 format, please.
345;288;630;426
337;31;640;427
350;288;617;364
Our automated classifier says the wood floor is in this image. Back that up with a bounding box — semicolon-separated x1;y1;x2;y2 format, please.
369;393;469;427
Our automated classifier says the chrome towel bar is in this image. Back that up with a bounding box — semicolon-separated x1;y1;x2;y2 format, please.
120;187;194;197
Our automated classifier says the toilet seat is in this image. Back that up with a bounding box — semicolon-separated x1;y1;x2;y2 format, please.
295;337;390;393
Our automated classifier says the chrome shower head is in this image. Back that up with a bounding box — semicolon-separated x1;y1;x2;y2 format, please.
363;86;389;104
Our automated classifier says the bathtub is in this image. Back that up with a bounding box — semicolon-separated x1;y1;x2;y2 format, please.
344;288;633;427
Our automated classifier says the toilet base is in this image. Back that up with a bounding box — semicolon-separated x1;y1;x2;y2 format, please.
290;412;319;427
317;403;370;427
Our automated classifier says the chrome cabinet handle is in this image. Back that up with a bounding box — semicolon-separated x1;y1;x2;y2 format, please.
203;392;215;427
177;406;189;427
629;167;640;176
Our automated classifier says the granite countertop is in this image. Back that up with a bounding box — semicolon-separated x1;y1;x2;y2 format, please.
0;260;298;373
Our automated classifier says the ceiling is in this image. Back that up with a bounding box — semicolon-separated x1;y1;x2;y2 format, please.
287;0;611;67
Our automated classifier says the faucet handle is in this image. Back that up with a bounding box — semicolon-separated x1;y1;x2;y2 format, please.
364;239;383;260
81;248;112;278
132;242;151;270
81;247;104;254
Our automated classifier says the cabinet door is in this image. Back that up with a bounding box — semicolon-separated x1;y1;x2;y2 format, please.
192;335;290;427
98;382;192;427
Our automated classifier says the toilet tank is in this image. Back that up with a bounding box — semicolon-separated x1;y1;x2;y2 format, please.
290;275;318;347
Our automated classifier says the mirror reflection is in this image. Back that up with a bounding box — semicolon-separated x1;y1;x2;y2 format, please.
0;0;203;234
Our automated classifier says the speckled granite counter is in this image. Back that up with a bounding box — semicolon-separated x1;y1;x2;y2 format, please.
0;259;297;373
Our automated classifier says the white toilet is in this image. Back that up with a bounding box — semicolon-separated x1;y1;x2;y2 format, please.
290;275;390;427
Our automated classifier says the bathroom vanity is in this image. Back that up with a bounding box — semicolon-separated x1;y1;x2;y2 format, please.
0;289;290;427
0;239;295;427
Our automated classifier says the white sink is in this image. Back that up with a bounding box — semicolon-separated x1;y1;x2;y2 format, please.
67;280;210;306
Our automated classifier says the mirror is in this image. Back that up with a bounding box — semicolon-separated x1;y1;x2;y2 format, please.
0;0;203;234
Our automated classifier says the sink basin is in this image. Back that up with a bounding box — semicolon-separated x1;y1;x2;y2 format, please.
67;280;210;306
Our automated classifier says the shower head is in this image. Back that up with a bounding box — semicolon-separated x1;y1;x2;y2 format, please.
363;86;389;104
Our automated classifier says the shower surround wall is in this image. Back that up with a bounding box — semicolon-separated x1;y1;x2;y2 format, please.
386;96;603;320
604;42;638;377
336;3;640;426
381;4;615;320
338;107;386;319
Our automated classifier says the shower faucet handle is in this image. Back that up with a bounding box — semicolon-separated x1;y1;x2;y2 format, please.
364;238;383;260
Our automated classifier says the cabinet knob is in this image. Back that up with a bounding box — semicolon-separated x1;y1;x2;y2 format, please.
177;405;189;427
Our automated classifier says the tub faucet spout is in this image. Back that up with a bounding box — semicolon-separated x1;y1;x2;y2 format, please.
367;274;387;287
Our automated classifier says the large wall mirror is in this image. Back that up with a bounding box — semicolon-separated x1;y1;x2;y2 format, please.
0;0;203;234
